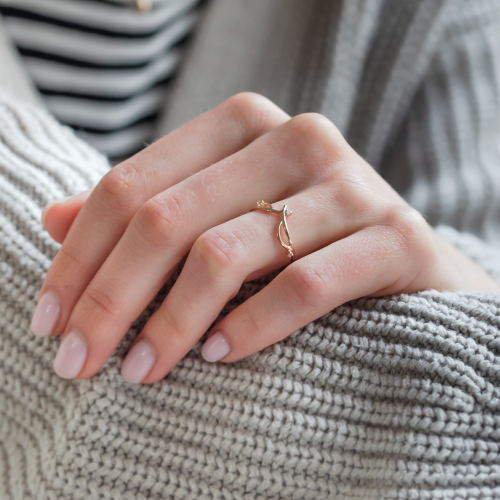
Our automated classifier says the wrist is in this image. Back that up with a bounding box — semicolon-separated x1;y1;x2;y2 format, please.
430;231;500;293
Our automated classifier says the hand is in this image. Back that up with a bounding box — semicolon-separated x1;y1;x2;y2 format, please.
33;93;500;384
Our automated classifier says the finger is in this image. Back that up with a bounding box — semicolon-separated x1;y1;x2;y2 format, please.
54;114;354;380
33;93;289;339
42;189;92;243
203;212;430;364
118;170;396;384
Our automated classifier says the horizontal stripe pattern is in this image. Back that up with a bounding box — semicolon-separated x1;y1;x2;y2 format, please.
0;0;199;34
22;50;182;97
0;0;202;161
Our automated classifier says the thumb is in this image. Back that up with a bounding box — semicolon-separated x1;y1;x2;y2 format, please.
42;188;93;243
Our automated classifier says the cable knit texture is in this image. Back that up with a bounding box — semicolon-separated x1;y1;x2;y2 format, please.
2;1;500;499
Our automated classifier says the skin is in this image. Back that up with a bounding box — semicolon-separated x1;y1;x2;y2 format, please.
38;92;500;383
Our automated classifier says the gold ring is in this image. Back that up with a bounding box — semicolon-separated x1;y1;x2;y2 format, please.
249;200;295;264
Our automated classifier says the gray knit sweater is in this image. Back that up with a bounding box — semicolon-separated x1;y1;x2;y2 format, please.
2;1;500;499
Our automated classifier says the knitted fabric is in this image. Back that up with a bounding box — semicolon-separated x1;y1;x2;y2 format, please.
2;0;500;498
1;96;500;499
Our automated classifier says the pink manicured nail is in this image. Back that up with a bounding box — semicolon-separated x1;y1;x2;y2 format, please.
53;330;87;379
31;291;61;337
121;339;156;383
201;332;230;362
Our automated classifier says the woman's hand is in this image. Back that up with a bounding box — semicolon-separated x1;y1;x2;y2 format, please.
33;93;500;384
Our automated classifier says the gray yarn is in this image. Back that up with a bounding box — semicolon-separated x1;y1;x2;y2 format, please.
1;97;500;500
2;0;500;498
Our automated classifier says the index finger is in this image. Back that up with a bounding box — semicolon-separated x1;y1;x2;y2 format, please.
31;93;289;338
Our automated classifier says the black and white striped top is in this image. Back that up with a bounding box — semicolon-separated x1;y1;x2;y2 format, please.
0;0;203;162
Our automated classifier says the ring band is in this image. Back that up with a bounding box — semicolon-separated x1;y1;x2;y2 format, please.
249;200;295;264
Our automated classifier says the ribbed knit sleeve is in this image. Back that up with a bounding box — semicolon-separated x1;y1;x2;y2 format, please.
381;0;500;249
1;93;500;499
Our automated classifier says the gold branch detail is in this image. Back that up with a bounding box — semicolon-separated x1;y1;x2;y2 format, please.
250;200;294;263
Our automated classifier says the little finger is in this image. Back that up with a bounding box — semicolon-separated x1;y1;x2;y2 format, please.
203;216;431;363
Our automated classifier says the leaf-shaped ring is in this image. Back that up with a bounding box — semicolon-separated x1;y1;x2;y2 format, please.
249;200;295;264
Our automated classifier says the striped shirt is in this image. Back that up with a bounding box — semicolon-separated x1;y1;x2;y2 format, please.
0;0;203;162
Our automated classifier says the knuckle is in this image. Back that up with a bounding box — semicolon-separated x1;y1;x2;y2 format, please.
290;112;338;135
159;299;184;338
289;113;342;145
135;190;188;248
285;113;347;177
192;229;246;280
84;285;123;318
239;306;265;345
331;175;380;218
225;92;280;132
286;262;330;310
97;160;144;209
382;205;430;255
57;245;88;272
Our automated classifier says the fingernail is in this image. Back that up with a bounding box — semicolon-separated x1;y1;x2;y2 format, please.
31;291;61;337
121;339;156;383
201;332;230;362
53;330;87;379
